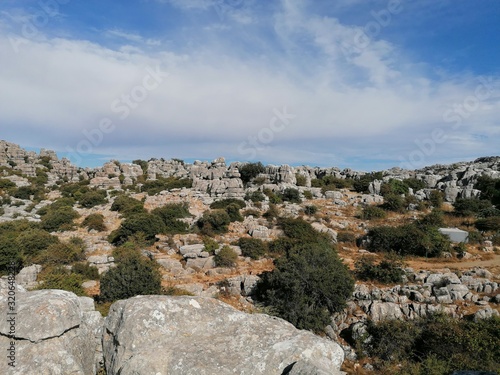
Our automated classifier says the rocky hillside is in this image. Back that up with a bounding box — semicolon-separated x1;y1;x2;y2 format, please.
1;139;499;374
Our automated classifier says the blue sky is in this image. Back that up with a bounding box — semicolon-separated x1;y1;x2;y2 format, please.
0;0;499;171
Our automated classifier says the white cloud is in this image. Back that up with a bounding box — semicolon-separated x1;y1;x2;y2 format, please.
0;1;498;169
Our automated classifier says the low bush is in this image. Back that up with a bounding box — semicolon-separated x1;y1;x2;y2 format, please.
237;237;267;259
244;190;265;203
108;213;166;245
214;245;238;267
99;256;162;302
475;216;500;232
354;257;405;284
37;267;86;296
197;209;231;236
453;198;493;217
41;206;79;232
210;199;246;210
382;193;405;212
16;229;59;259
151;202;191;234
337;231;357;243
361;205;387;220
242;209;261;218
78;190;107;208
239;162;265;185
35;242;85;265
263;203;280;221
82;213;107;232
202;237;219;255
141;177;192;195
255;241;354;332
304;205;318;215
110;195;145;217
295;174;307;186
72;262;100;280
280;188;301;203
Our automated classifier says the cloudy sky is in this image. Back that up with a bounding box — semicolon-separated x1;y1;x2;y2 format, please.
0;0;499;171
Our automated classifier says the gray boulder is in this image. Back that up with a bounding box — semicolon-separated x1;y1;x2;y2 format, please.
15;264;42;289
103;296;344;375
0;289;103;375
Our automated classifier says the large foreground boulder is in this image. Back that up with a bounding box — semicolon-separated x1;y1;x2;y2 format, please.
0;289;103;375
103;295;345;375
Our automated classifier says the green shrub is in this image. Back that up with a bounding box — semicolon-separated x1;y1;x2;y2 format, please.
0;233;23;275
35;242;85;265
353;172;383;193
264;188;282;204
82;213;107;232
151;202;191;234
380;179;409;196
453;198;493;217
278;217;327;244
108;213;166;245
255;241;354;331
142;177;192;195
367;224;450;257
244;190;265;203
11;185;44;200
337;231;357;243
382;193;405;212
37;197;76;216
429;190;444;208
78;190;107;208
197;209;231;236
225;203;244;222
237;237;267;259
478;206;500;218
303;190;313;200
214;245;238;267
304;205;318;215
355;257;405;284
467;230;484;244
16;229;59;258
475;175;500;206
41;206;79;232
210;199;246;210
267;237;296;256
280;188;301;203
239;162;265;184
37;267;86;296
417;209;445;228
295;174;307;186
403;178;426;192
361;205;387;220
99;257;162;302
475;216;500;232
202;237;219;255
0;178;16;189
72;262;100;280
242;209;261;218
263;203;280;221
110;195;145;217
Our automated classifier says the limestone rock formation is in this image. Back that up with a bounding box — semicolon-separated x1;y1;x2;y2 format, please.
103;295;345;375
0;289;103;375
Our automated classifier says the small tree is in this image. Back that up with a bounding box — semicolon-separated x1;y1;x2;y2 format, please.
239;162;265;185
214;245;238;267
82;213;107;232
197;209;231;236
99;256;162;302
108;213;166;245
237;237;267;259
255;241;354;331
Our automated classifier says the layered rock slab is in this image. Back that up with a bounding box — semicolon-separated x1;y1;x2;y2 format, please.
103;295;344;375
0;289;103;375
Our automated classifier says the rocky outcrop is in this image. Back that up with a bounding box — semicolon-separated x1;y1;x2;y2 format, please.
103;295;345;375
0;289;103;375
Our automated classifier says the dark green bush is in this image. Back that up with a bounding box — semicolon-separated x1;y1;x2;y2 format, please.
142;177;192;195
429;190;444;208
110;195;145;217
267;237;296;256
99;256;162;302
304;205;318;215
78;190;107;208
360;314;500;374
237;237;267;259
475;175;500;206
242;209;261;218
361;205;387;220
263;203;280;221
353;172;383;193
16;229;59;258
214;245;238;267
108;213;166;245
239;162;265;184
417;209;445;228
295;174;307;186
72;262;100;280
41;206;79;232
380;179;409;196
403;178;426;192
37;197;76;216
11;185;44;200
0;178;16;189
0;233;23;275
355;257;405;284
35;242;85;265
244;190;265;203
280;188;301;203
151;202;191;234
303;190;313;200
453;198;493;217
255;241;354;332
382;193;405;212
367;224;450;257
475;216;500;232
278;217;327;244
210;199;246;210
37;267;86;296
337;231;357;243
197;209;231;236
263;188;282;204
202;237;219;255
82;213;107;232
